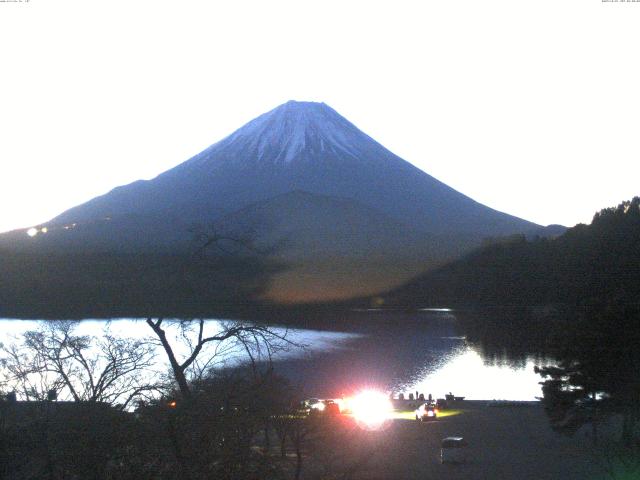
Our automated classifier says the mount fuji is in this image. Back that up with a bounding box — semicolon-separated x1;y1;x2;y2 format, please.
4;101;545;303
52;100;536;236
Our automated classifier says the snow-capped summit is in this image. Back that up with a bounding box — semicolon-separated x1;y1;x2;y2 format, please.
178;100;381;170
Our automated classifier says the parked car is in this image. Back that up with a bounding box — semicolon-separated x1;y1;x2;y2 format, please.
414;402;438;421
304;398;342;416
440;436;468;463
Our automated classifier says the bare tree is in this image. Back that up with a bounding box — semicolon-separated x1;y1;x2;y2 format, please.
0;321;161;409
145;318;296;399
1;340;64;402
143;225;296;399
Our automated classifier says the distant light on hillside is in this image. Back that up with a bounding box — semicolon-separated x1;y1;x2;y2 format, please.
27;226;48;237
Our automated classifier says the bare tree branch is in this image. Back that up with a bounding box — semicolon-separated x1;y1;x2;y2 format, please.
0;321;160;409
146;317;301;399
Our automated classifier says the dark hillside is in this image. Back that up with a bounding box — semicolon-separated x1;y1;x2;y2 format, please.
387;197;640;308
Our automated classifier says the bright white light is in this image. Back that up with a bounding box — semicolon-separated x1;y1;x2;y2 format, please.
26;227;38;237
407;346;545;401
350;390;393;431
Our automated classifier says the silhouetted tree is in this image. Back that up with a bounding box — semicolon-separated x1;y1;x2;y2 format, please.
145;318;295;400
0;321;160;409
536;305;640;444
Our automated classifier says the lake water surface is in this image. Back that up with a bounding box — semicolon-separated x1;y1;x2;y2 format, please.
0;311;547;401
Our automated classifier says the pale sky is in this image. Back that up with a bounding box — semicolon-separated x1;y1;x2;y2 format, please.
1;0;639;234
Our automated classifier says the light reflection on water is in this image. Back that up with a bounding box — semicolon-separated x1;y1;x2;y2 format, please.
0;315;545;401
404;344;544;401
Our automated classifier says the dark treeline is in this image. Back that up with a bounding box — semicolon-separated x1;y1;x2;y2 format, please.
388;197;640;309
1;362;384;480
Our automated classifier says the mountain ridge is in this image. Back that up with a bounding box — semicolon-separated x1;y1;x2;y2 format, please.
3;100;549;303
51;100;539;238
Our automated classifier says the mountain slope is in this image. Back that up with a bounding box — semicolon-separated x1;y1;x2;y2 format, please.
2;100;545;304
211;190;478;302
51;101;538;237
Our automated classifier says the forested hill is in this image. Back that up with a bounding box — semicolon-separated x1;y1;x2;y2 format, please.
387;197;640;308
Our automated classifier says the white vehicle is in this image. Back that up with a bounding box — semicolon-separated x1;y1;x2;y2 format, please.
414;402;438;421
440;436;468;464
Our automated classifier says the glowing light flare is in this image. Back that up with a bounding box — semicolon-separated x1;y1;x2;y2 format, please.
26;226;49;237
350;390;393;431
333;398;346;413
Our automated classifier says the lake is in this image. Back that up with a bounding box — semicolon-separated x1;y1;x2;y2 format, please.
0;310;547;401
